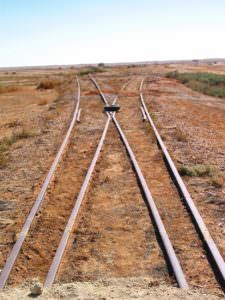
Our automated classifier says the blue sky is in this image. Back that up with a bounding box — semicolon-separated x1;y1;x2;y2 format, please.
0;0;225;67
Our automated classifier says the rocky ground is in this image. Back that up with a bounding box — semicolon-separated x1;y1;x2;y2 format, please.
0;277;224;300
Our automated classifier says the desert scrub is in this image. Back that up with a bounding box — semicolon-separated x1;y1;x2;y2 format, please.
210;175;224;188
0;129;35;168
0;130;35;152
37;79;63;90
179;164;215;177
0;85;18;94
78;66;104;76
166;71;225;99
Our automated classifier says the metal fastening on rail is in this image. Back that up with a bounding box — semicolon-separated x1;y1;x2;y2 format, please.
104;104;120;112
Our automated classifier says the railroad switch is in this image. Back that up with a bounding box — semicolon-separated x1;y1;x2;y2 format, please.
104;104;120;113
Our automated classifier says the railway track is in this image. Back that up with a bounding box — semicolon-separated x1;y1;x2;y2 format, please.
0;77;107;287
0;75;224;293
140;78;225;287
111;76;225;291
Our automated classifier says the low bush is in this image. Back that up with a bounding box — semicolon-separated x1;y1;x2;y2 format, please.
179;164;214;177
78;66;104;76
37;79;62;90
166;71;225;99
210;175;224;188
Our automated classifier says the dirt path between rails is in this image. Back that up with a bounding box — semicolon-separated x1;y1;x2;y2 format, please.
0;80;75;270
144;77;225;264
5;79;106;286
116;78;220;293
57;120;169;284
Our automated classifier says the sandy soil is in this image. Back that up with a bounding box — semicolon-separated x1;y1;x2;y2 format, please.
6;78;106;285
0;277;223;300
116;78;220;292
144;77;225;263
0;63;225;298
0;72;75;269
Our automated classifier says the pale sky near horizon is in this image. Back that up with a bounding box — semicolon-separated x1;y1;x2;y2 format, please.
0;0;225;67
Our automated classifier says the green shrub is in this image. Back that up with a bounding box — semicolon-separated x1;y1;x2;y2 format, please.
166;72;225;99
78;66;104;76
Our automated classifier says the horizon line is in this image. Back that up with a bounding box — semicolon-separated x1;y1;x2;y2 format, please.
0;58;224;71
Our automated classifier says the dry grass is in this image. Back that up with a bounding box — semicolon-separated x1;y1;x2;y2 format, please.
78;66;104;76
0;85;18;94
5;120;21;128
175;128;188;142
210;175;224;188
0;129;35;168
36;79;62;90
179;164;215;177
166;71;225;99
13;129;35;139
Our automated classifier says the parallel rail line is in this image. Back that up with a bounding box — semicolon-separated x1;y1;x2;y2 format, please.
0;77;81;289
1;75;224;291
44;114;111;287
44;78;128;286
140;78;225;287
90;76;188;289
0;76;130;289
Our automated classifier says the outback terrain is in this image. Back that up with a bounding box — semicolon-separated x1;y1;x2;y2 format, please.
0;61;225;299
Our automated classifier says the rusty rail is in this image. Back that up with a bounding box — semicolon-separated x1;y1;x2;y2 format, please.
76;108;82;123
140;79;225;286
44;77;123;286
44;114;111;287
140;106;147;121
91;77;188;289
0;77;81;289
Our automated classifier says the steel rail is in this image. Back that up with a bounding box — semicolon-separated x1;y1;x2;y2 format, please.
140;106;147;121
44;115;111;287
0;77;81;289
91;77;188;289
44;77;121;286
76;108;82;123
140;79;225;286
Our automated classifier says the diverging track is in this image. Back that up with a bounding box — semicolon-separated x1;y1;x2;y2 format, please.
115;76;224;291
0;74;224;293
